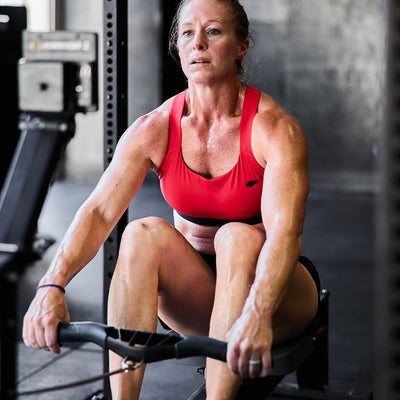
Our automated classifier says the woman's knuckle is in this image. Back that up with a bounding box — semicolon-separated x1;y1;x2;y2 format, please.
239;337;252;353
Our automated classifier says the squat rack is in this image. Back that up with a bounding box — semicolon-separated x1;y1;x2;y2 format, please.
101;0;128;397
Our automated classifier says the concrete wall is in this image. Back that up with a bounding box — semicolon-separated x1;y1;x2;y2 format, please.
128;0;162;123
241;0;385;192
59;0;386;193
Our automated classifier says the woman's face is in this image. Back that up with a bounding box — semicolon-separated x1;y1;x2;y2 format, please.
176;0;249;85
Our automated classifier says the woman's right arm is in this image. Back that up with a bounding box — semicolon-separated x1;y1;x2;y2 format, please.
22;104;171;354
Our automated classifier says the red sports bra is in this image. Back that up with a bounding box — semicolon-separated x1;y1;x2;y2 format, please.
157;85;265;226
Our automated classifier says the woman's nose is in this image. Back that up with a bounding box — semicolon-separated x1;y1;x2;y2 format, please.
193;31;207;50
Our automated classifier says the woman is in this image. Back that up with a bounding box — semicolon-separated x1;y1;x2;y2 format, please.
23;0;320;399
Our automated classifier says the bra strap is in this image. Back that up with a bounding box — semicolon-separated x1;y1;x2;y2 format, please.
169;90;187;149
240;86;261;151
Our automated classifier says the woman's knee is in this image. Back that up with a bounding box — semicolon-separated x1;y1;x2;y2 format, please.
116;217;173;274
121;217;171;247
213;223;265;282
214;222;265;255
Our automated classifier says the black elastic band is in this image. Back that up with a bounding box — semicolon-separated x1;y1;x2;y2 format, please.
37;284;65;293
176;211;262;227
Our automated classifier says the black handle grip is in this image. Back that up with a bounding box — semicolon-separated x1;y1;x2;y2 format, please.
175;335;227;362
58;322;111;349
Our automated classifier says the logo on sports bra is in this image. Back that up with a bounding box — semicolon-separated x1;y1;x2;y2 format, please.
246;180;259;188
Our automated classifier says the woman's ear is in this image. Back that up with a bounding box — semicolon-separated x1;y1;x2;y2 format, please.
237;38;250;61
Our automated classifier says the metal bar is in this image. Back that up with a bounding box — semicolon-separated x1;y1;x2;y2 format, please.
376;1;400;399
296;290;329;390
0;6;26;191
0;265;17;400
102;0;129;397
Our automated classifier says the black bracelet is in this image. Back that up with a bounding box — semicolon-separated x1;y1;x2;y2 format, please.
37;284;65;293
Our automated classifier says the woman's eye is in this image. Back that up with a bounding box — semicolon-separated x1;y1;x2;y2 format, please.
182;30;193;37
208;28;221;35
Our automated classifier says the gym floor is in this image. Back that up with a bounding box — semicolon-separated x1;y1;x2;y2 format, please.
15;173;374;399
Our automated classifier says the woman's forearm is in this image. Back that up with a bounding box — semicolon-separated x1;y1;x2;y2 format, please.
39;201;115;287
248;229;302;318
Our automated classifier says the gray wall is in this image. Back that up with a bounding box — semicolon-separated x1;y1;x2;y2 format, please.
60;0;386;193
241;0;385;192
128;0;162;122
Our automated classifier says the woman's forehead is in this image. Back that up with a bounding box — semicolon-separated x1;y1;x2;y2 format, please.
179;0;232;24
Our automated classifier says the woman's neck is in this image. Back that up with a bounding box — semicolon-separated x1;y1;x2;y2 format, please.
185;79;246;122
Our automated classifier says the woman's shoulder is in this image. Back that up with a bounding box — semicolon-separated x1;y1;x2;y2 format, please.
254;89;304;139
119;93;183;168
132;96;176;133
251;88;307;164
125;90;187;141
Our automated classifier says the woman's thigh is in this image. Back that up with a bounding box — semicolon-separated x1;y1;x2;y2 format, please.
124;217;217;336
157;248;217;336
271;259;319;343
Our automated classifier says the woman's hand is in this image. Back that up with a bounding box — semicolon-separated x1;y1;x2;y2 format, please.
22;287;70;354
226;298;273;379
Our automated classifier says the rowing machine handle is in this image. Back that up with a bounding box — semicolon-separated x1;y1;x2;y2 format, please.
58;321;112;349
175;334;227;362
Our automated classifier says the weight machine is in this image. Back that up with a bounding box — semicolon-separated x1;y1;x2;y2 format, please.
0;29;98;399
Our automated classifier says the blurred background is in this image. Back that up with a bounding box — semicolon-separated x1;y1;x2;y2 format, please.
0;1;386;399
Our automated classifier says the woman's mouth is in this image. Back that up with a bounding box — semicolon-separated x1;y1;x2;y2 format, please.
190;58;211;65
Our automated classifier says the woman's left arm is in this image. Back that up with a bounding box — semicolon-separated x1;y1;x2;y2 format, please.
227;106;309;378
